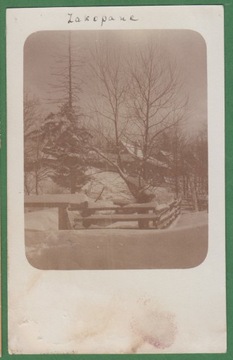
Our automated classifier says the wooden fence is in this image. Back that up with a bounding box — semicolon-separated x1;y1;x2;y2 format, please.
25;195;181;230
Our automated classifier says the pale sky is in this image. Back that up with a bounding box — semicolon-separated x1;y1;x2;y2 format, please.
24;30;207;134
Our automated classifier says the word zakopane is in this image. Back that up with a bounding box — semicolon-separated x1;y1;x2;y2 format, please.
67;13;139;27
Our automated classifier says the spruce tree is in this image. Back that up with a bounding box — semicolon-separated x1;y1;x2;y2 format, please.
41;32;91;194
42;107;91;194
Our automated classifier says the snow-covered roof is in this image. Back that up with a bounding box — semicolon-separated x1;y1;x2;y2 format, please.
121;140;169;169
160;150;172;157
121;139;143;159
147;157;169;169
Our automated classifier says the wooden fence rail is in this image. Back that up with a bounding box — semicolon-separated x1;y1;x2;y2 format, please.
25;195;181;230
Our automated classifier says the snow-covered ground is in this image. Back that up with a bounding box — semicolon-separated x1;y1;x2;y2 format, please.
83;169;135;202
25;169;176;231
24;208;208;270
9;210;225;354
9;204;226;354
25;220;208;270
32;168;175;205
11;186;225;354
82;168;175;203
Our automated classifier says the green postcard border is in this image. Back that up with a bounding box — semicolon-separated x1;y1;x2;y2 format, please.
0;0;232;358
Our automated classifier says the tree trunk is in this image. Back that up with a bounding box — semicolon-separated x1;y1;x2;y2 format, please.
35;169;39;195
92;146;155;203
182;175;186;197
70;169;76;194
189;175;199;211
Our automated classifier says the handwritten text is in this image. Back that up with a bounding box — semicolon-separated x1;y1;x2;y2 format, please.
67;13;139;27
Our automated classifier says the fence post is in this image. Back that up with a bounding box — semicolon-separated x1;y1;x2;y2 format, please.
58;206;71;230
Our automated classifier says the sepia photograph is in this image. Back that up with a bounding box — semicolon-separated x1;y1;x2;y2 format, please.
24;29;208;270
7;6;225;354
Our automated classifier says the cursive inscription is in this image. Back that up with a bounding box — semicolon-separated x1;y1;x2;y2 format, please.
67;13;139;27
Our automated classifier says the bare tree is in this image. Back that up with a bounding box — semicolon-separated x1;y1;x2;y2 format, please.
126;45;187;185
163;124;189;197
24;94;52;194
89;44;129;168
185;125;208;210
89;42;188;202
